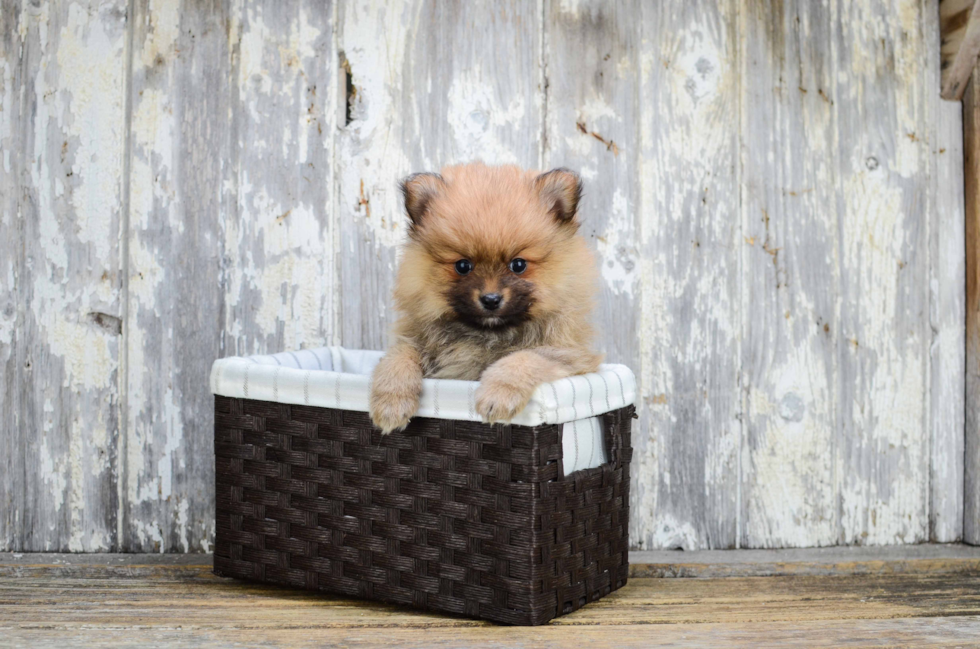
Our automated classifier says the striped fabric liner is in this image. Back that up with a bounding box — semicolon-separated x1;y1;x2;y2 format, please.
210;347;636;474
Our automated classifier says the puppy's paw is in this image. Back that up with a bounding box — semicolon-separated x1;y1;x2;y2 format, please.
475;378;534;423
369;388;419;434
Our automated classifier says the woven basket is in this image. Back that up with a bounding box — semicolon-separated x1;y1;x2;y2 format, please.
213;396;633;625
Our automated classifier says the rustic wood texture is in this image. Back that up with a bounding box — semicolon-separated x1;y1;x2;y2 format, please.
0;0;128;551
4;553;980;647
835;0;934;546
965;68;980;545
122;0;232;553
635;0;741;550
223;0;338;358
738;0;838;548
336;0;419;352
0;0;967;552
544;0;638;367
926;0;967;543
940;0;980;99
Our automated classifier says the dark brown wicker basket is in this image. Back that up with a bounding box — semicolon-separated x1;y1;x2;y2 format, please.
213;396;633;625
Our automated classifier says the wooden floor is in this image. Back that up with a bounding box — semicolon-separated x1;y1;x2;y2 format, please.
3;546;980;648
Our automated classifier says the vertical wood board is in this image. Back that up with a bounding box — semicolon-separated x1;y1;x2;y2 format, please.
964;68;980;545
0;0;128;551
222;0;338;358
635;0;741;549
0;0;969;551
122;0;233;552
833;0;932;545
738;0;839;548
925;0;966;544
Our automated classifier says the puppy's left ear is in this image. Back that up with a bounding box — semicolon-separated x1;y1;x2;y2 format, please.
400;172;445;230
534;168;582;224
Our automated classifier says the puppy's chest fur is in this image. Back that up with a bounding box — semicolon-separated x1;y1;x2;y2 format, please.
415;319;549;381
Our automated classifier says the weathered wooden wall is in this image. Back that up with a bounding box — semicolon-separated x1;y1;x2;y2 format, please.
0;0;966;551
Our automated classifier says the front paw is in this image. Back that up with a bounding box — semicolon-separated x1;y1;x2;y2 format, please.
369;389;419;434
475;378;534;423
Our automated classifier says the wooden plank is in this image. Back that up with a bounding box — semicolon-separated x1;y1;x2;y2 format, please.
336;0;542;351
8;620;980;649
636;0;741;549
121;0;234;552
221;0;338;357
834;0;932;545
737;0;839;548
0;0;25;552
5;562;980;648
965;68;980;545
7;620;980;649
544;0;639;366
0;0;966;553
6;566;980;624
925;0;966;543
940;0;980;100
3;575;980;626
0;0;128;551
631;544;980;578
6;545;980;579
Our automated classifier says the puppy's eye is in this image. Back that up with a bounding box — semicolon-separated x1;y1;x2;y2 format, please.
509;258;527;274
454;259;473;275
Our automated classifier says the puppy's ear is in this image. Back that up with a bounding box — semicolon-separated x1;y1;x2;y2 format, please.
534;168;582;224
400;173;444;229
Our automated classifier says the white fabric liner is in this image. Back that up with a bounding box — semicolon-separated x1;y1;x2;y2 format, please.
210;347;635;475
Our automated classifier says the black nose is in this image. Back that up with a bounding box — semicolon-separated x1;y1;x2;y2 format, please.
479;293;502;310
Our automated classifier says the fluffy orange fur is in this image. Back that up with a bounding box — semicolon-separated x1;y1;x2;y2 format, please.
369;162;602;433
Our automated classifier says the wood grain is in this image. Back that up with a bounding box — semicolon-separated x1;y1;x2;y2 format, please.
544;0;639;366
8;621;980;649
834;0;932;546
122;0;232;553
0;0;26;552
965;67;980;545
926;0;966;543
7;545;980;578
0;0;970;552
940;0;980;99
4;556;980;648
635;0;741;550
0;0;128;551
738;0;838;548
222;0;338;357
335;0;418;351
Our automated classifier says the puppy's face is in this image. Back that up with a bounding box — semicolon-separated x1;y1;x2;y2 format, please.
394;163;585;330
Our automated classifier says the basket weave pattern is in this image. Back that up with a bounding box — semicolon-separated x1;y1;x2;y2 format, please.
214;396;633;625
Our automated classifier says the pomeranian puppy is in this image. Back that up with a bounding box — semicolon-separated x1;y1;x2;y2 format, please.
369;162;602;434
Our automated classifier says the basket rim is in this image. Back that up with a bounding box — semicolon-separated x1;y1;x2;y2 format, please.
210;346;637;427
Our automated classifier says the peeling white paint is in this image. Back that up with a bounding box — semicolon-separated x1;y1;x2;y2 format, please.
596;189;636;296
446;67;525;166
39;401;67;515
647;512;701;551
338;0;415;249
3;0;964;553
57;3;126;264
139;0;180;68
239;10;273;97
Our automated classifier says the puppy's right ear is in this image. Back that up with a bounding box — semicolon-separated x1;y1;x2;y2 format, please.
400;173;444;230
534;168;582;225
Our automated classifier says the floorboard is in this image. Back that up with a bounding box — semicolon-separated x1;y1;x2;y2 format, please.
2;549;980;647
